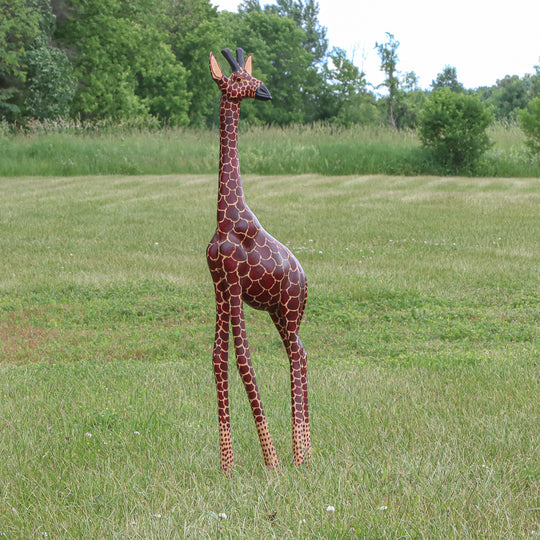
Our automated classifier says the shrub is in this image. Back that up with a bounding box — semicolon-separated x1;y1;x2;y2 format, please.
25;41;77;120
419;88;493;172
518;96;540;153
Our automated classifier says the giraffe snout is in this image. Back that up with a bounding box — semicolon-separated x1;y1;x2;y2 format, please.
255;84;272;101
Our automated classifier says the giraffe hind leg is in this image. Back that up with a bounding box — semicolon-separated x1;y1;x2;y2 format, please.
297;336;311;462
269;308;311;466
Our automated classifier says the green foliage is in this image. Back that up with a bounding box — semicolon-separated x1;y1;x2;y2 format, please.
396;87;428;129
373;35;426;130
480;75;534;121
165;1;222;127
375;32;400;128
231;10;313;124
0;0;538;132
266;0;328;64
493;75;532;120
431;65;465;93
324;47;377;126
518;96;540;153
25;38;76;119
0;88;21;119
419;88;493;171
0;0;41;119
134;41;191;126
56;0;190;125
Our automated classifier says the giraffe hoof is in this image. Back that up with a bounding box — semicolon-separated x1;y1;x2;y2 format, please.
264;456;281;472
221;459;234;476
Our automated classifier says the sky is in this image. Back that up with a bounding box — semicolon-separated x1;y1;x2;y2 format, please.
212;0;540;91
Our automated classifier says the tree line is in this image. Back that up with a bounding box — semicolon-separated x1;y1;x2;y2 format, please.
1;0;539;130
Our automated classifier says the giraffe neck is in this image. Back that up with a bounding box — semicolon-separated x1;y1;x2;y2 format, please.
217;96;247;227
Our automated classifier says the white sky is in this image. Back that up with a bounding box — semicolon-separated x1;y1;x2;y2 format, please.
212;0;540;90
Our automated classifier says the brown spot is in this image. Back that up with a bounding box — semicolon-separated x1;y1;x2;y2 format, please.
0;310;59;362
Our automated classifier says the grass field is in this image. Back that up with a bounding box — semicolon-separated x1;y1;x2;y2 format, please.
0;174;538;538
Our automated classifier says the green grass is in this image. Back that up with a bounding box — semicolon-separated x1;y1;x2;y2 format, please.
0;174;539;537
1;123;539;177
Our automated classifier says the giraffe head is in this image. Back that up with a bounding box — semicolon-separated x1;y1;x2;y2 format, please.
210;48;272;102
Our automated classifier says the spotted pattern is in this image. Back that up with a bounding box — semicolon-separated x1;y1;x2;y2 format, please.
207;49;311;474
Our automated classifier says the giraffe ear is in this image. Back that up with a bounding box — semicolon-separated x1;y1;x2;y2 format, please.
209;52;224;81
244;54;253;75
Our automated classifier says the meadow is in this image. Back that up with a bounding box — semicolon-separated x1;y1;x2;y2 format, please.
0;173;538;538
1;122;539;178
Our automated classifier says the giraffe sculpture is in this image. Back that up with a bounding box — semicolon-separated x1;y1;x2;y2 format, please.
207;48;311;473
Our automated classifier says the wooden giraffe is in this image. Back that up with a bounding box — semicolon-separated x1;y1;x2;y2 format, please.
207;48;311;473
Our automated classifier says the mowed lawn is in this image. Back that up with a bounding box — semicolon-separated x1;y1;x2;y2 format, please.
0;174;538;538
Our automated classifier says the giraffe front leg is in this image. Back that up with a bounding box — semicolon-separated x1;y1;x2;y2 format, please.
212;286;234;474
229;286;280;470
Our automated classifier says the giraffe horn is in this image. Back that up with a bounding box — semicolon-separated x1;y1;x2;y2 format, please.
221;48;240;72
236;48;245;68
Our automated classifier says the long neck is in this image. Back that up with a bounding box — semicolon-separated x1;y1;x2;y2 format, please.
217;96;246;226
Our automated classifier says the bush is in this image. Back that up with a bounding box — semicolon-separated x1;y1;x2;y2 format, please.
419;89;493;172
25;41;77;120
518;96;540;153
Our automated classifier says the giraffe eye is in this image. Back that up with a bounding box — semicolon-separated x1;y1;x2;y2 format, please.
236;77;242;83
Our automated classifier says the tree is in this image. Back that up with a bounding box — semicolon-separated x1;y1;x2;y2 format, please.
25;36;76;119
488;75;533;121
56;0;190;124
530;63;540;97
519;96;540;153
0;0;78;121
239;0;328;123
274;0;327;122
324;47;376;125
431;66;465;93
228;10;313;125
242;0;327;63
375;32;400;128
477;65;540;121
0;0;41;119
272;0;327;64
419;88;493;171
175;18;228;127
166;0;223;127
387;70;427;129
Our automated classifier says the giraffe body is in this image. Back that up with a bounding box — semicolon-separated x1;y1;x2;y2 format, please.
207;48;311;473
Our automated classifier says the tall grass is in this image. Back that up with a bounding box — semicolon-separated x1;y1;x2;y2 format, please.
0;174;538;537
1;122;539;177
